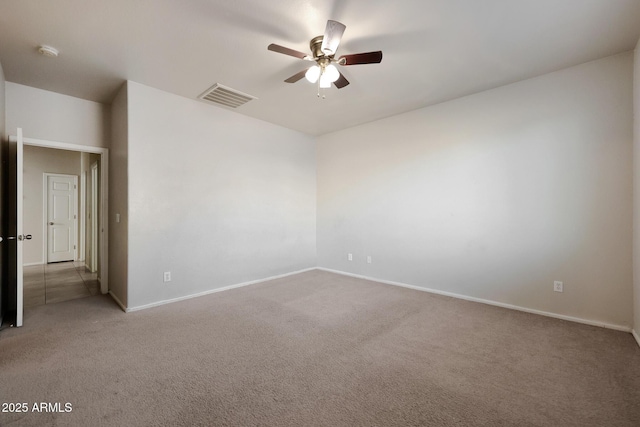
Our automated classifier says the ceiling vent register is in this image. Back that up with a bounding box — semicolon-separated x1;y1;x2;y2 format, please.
198;83;257;108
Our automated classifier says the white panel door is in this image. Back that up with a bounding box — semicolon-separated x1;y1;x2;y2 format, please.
47;175;77;263
8;128;29;327
16;129;24;326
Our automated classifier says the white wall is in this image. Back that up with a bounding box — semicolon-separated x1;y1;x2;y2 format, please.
109;83;129;307
23;146;81;264
634;41;640;340
317;53;634;329
125;81;316;309
5;82;109;147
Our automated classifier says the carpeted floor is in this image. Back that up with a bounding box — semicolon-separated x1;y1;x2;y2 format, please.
1;269;639;426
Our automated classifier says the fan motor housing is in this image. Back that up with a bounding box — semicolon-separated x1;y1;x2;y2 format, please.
310;36;330;59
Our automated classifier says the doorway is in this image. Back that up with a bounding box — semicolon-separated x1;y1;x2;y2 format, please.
9;130;109;326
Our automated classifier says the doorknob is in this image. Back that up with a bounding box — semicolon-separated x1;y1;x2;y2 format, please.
49;222;54;225
6;234;32;241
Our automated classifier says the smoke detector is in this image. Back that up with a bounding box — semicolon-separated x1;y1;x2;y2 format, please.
38;45;59;57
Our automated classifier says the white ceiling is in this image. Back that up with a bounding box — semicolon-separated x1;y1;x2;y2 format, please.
1;0;640;136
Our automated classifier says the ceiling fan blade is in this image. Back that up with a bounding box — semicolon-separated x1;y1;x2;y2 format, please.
334;72;349;89
284;68;309;83
339;51;383;65
321;20;346;55
268;43;308;59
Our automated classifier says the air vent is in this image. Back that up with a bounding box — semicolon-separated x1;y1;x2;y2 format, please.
198;83;257;108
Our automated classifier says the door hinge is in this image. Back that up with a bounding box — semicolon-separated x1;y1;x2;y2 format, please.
74;245;76;249
74;184;77;189
74;215;77;219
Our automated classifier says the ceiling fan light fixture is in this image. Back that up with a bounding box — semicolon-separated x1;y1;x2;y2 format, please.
324;64;339;83
319;73;332;89
267;19;383;93
305;65;320;83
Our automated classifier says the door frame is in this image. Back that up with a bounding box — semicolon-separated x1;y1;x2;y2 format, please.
43;173;79;263
80;170;86;264
90;162;99;273
10;134;109;297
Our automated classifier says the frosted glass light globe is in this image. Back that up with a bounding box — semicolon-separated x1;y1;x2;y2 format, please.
324;64;339;83
305;65;320;83
319;73;332;88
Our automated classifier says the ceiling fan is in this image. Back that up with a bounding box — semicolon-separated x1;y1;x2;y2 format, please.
267;20;383;95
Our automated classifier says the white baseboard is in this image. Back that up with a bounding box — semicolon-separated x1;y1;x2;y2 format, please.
108;291;127;313
125;267;317;313
317;268;632;333
109;265;637;338
23;262;44;267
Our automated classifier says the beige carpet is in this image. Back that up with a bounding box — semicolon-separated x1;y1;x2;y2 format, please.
1;269;639;426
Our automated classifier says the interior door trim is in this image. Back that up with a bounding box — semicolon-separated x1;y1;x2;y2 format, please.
10;134;110;296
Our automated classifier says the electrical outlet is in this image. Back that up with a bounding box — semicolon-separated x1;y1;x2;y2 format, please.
367;256;372;264
164;272;171;282
348;253;353;261
554;281;563;293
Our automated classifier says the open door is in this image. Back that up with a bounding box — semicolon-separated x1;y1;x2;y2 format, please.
16;129;23;326
14;129;26;326
7;128;25;327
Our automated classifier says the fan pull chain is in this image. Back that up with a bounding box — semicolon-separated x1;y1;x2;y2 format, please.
316;80;327;99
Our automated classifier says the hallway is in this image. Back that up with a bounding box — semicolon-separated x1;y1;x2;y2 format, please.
24;261;99;307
